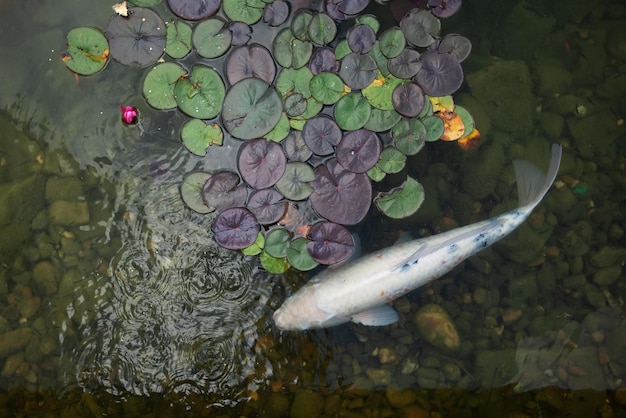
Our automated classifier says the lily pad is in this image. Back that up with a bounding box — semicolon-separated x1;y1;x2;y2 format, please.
377;147;406;174
339;52;377;90
454;105;475;134
275;67;313;99
361;72;403;111
222;77;283;140
337;0;369;16
167;0;221;20
193;18;232;59
229;21;252;46
242;231;264;256
213;207;260;250
356;14;380;34
181;119;224;156
264;113;291;142
287;238;319;271
63;27;109;75
201;171;248;212
237;139;287;189
306;221;354;265
438;33;472;62
388;48;421;79
334;92;372;131
291;10;313;41
302;116;342;156
264;228;290;258
105;7;166;66
347;24;376;53
379;27;406;59
284;93;307;117
422;115;445;141
276;162;315;200
143;62;186;109
374;176;424;219
247;189;286;224
392;81;425;117
428;0;462;18
392;117;427;155
165;20;192;59
308;13;337;45
225;44;275;85
175;65;225;119
310;158;372;225
364;108;402;132
414;51;463;96
273;28;312;69
336;129;382;173
282;131;313;162
400;9;440;48
310;72;345;105
223;0;266;25
263;0;290;27
309;47;339;75
181;171;213;213
260;251;291;273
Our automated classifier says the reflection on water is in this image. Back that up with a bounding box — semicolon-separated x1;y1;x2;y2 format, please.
1;0;626;416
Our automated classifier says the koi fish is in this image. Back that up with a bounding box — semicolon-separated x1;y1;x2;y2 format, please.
273;144;562;330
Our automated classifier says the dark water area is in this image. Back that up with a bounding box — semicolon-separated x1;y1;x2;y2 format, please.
1;0;625;417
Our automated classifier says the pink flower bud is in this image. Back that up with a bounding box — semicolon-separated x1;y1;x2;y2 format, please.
120;105;139;125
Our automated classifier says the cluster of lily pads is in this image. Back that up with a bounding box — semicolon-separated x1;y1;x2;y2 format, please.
62;0;476;273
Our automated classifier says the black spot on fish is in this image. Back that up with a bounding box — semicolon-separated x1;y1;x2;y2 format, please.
448;244;458;254
400;263;410;272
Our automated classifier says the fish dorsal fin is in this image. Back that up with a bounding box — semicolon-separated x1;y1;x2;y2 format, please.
513;143;562;208
351;305;399;326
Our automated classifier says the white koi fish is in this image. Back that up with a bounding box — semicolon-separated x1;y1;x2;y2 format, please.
273;144;562;331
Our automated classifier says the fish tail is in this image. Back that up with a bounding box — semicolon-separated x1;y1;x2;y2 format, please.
513;144;562;208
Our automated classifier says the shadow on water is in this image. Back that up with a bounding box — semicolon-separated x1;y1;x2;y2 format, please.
1;0;626;417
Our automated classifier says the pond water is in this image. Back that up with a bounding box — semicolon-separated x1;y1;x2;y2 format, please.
1;0;625;417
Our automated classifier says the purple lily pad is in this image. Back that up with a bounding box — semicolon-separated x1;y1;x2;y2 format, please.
309;47;339;75
437;33;472;62
167;0;220;20
414;51;463;96
229;22;252;46
212;207;260;250
105;8;166;66
264;0;290;27
392;82;425;117
388;48;422;79
282;131;313;162
428;0;462;18
324;0;347;21
302;116;342;156
400;9;440;48
339;53;378;90
347;24;376;54
336;129;382;173
338;0;369;15
237;139;287;189
225;44;276;85
201;171;248;212
310;158;372;225
306;221;355;265
247;188;287;224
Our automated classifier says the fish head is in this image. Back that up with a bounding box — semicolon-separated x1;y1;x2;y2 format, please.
273;286;348;331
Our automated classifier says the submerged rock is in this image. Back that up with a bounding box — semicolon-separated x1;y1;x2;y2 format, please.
413;304;460;351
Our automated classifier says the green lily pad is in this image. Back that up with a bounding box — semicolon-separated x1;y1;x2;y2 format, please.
334;92;371;131
361;72;403;111
377;147;406;174
276;162;315;200
242;232;265;256
180;119;223;156
222;77;283;140
375;176;424;219
379;27;406;59
356;14;380;34
310;72;345;105
273;28;312;69
308;13;337;45
366;165;386;182
193;18;232;59
290;97;323;128
180;171;213;214
165;20;192;59
364;108;401;132
339;52;377;90
275;67;313;99
422;115;445;142
285;93;307;117
143;62;186;110
291;10;313;41
264;228;290;258
264;112;291;142
63;27;109;75
287;237;319;271
175;65;225;119
392;117;427;155
223;0;266;24
260;251;290;273
368;41;390;76
454;105;475;136
334;39;351;60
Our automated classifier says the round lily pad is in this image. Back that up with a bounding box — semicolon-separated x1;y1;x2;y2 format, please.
167;0;221;20
302;116;342;156
438;33;472;62
388;48;421;79
282;131;313;162
260;251;290;273
400;9;440;48
264;228;290;258
247;189;286;224
63;27;109;75
275;162;315;201
310;158;372;225
275;67;313;99
361;72;403;111
392;117;427;155
273;28;312;69
181;119;223;156
454;105;475;135
229;21;252;46
181;171;213;213
105;7;166;66
336;129;382;173
225;44;276;85
310;72;345;105
175;65;225;119
334;93;372;131
143;62;186;109
374;176;424;219
165;20;192;59
379;27;406;59
422;115;445;141
414;51;463;96
193;18;232;59
377;147;406;174
201;171;248;212
291;10;313;41
364;108;402;132
306;221;354;265
287;238;319;271
428;0;462;18
264;113;291;142
263;0;290;27
284;93;307;117
337;0;369;16
222;77;283;140
356;14;380;34
347;24;376;53
392;82;425;117
213;207;260;250
223;0;266;25
308;13;337;45
309;47;339;75
339;52;377;90
237;139;287;189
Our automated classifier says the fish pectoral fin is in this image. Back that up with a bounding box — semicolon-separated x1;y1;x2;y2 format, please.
351;305;399;326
